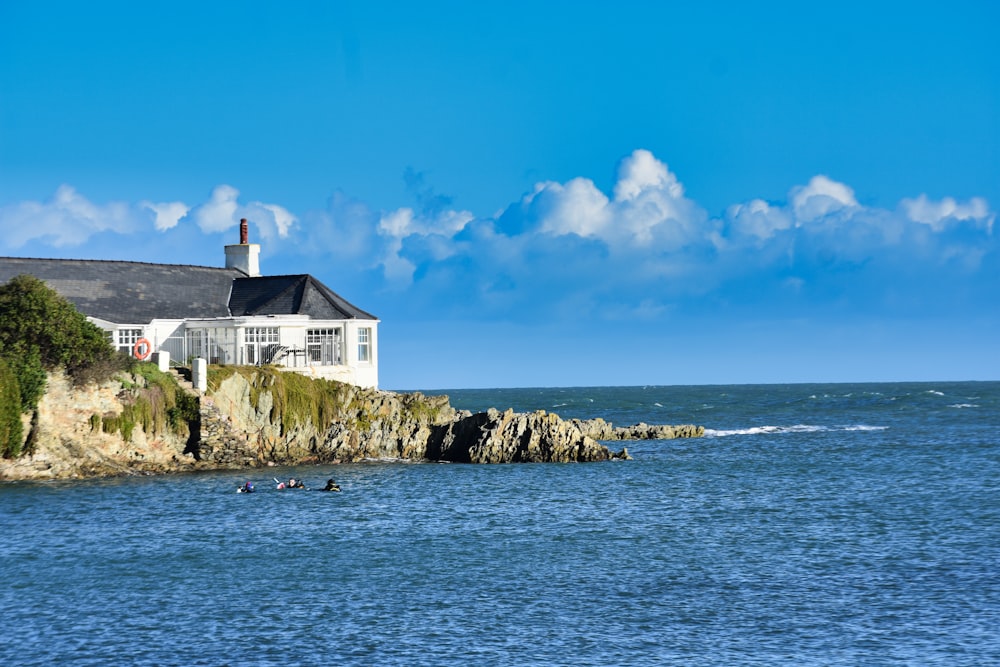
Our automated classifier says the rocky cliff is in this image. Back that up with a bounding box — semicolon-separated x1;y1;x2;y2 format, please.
0;366;704;480
0;370;196;479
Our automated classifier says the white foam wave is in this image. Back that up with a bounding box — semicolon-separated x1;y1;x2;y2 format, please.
949;403;978;409
704;424;886;437
926;390;945;396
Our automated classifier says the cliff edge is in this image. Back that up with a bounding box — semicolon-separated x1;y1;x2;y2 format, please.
0;366;703;480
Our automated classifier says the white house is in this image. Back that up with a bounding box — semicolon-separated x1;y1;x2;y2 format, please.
0;220;380;388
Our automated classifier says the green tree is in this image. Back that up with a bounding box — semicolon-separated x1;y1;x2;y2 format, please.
0;274;124;413
0;355;23;458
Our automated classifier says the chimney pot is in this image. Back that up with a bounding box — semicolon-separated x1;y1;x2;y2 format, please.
240;218;248;244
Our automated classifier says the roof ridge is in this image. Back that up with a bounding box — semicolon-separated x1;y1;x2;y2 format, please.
0;255;238;272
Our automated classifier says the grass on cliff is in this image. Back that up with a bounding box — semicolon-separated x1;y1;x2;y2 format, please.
93;363;200;443
207;366;352;434
206;366;446;435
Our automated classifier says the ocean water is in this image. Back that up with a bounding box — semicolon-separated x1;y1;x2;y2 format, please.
1;381;998;666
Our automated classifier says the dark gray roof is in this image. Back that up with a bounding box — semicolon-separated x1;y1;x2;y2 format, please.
0;257;377;324
229;275;377;320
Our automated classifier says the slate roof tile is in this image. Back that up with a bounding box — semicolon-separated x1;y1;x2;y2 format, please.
0;257;377;324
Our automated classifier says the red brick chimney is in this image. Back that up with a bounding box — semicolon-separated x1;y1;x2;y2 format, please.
225;218;261;276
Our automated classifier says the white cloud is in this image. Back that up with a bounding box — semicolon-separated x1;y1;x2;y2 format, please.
191;185;240;233
379;207;416;238
533;178;612;238
0;185;138;248
726;198;793;240
900;194;993;232
378;205;473;239
243;201;297;241
375;205;475;285
510;150;706;248
183;186;298;242
1;153;995;325
614;148;684;201
140;200;189;231
790;175;858;223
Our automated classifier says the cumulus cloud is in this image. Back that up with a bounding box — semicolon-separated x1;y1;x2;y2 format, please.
190;185;240;233
614;148;683;201
900;194;993;231
375;205;474;286
140;200;189;231
0;185;140;248
243;201;297;241
496;149;707;250
0;184;299;254
530;178;612;238
726;198;793;241
1;150;995;324
162;184;298;242
790;175;859;222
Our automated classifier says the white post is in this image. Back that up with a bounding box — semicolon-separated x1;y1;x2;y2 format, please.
153;350;170;373
192;357;208;393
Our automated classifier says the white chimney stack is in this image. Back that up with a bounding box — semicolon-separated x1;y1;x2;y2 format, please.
224;218;261;276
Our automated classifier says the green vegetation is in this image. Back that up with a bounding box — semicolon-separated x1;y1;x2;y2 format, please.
100;363;200;443
0;357;23;458
208;365;358;435
205;365;450;437
0;275;127;411
0;274;127;456
0;274;197;455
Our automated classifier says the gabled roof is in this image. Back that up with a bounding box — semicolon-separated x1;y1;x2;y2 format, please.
0;257;239;323
228;274;377;320
0;257;378;325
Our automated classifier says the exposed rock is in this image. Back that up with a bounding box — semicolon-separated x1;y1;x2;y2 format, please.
0;371;197;480
573;419;705;440
0;367;702;480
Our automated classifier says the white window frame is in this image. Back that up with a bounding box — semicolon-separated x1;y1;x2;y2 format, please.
307;328;342;366
244;327;280;366
357;327;371;363
116;328;143;354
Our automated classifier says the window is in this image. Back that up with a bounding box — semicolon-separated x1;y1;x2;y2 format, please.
186;327;236;364
357;327;371;363
117;328;142;354
244;327;280;365
307;328;342;366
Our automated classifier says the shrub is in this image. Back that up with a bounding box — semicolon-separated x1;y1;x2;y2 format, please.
0;356;23;458
0;274;123;413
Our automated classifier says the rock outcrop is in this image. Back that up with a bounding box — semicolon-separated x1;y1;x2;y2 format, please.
1;366;702;480
429;408;630;464
0;371;195;479
572;418;705;440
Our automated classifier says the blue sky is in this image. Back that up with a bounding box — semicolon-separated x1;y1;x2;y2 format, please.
1;1;997;389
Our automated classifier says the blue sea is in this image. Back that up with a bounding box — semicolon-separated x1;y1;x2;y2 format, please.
2;382;998;666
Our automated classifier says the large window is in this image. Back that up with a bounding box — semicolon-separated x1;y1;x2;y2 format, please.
307;328;342;366
116;328;142;354
186;327;237;364
357;327;371;363
244;327;280;365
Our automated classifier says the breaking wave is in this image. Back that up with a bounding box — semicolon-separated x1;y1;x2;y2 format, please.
704;424;888;438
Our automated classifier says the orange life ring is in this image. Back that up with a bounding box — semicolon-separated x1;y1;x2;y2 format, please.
133;338;152;360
